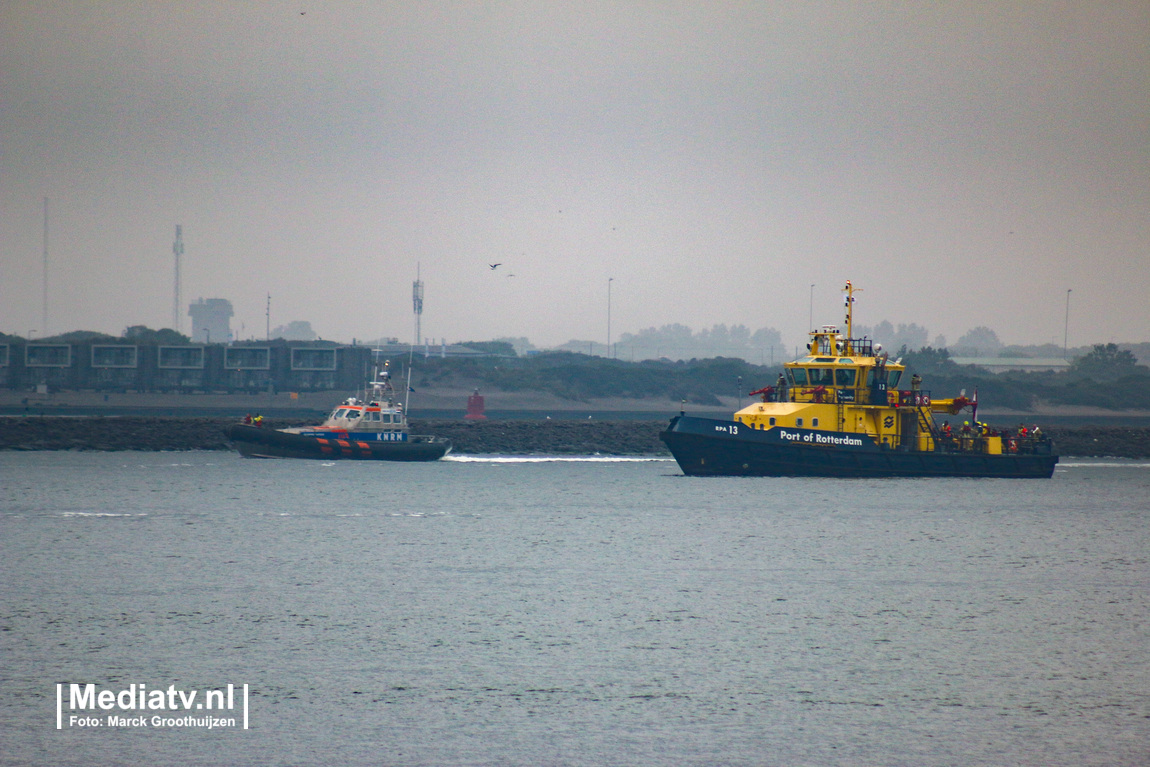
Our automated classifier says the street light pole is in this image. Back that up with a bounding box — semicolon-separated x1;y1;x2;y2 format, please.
1063;289;1071;358
607;277;614;359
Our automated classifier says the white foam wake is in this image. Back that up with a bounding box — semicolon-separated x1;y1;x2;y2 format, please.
443;455;673;463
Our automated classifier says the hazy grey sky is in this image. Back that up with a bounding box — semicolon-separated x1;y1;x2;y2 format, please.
2;1;1148;351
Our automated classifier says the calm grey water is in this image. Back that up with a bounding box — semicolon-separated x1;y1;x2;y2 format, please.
1;452;1147;766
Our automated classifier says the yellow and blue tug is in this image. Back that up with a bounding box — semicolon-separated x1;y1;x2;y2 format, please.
660;282;1057;478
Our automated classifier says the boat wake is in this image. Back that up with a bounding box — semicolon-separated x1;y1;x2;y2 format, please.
443;455;673;464
1056;461;1150;468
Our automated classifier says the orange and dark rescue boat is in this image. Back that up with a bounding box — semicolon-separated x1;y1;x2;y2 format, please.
225;364;450;461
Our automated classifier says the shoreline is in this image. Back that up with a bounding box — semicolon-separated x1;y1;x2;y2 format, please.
5;388;1150;424
1;416;1149;458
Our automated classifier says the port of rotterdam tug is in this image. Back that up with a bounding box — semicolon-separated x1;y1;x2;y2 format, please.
660;281;1058;478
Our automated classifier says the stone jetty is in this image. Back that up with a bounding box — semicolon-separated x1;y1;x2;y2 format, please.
2;416;1150;458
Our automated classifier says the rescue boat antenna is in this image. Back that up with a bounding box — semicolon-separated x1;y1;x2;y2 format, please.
407;264;420;413
404;365;412;415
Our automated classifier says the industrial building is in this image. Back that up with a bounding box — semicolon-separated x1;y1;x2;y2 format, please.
0;340;375;393
188;298;234;344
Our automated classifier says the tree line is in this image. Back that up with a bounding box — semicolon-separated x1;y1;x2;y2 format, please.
404;342;1149;412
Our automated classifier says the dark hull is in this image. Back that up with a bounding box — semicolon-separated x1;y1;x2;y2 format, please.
660;416;1057;478
225;424;451;461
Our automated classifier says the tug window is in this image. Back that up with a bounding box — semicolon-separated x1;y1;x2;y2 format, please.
788;368;808;386
812;418;820;427
808;368;834;386
769;417;776;426
888;370;903;388
795;417;804;427
834;368;857;386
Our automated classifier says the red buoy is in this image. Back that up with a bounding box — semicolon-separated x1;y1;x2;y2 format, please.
465;389;486;420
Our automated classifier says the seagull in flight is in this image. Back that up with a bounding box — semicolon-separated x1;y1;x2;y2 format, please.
489;263;501;270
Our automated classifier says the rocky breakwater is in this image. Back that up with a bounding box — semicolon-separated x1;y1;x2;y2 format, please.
1043;426;1150;459
412;419;668;455
0;416;671;455
0;416;236;452
2;416;1150;458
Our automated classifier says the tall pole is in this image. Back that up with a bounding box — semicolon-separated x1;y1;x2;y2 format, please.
1063;289;1071;358
42;197;48;335
607;277;613;359
809;283;815;331
172;225;184;333
266;293;271;341
412;263;424;347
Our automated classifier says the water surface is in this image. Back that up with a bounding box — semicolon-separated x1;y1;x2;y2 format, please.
2;453;1147;765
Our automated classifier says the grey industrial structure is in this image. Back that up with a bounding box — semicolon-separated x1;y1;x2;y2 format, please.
0;340;372;393
0;339;494;394
188;298;233;344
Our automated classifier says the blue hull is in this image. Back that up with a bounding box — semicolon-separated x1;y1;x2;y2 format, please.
225;423;450;461
660;416;1057;478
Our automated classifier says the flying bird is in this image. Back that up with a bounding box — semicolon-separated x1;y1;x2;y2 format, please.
489;263;501;270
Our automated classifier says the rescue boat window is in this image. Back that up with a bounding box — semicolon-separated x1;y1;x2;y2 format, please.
334;408;350;419
834;368;857;386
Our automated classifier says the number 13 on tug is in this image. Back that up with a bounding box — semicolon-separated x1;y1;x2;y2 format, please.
660;282;1058;478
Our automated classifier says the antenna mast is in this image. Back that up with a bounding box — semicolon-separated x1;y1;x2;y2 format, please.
842;280;860;350
172;225;184;333
412;264;424;347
